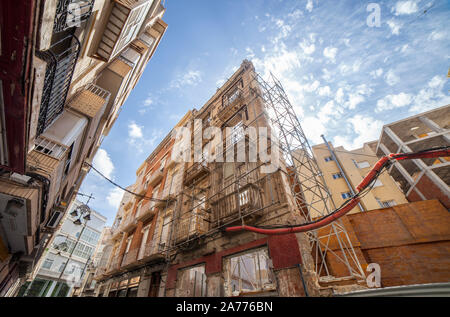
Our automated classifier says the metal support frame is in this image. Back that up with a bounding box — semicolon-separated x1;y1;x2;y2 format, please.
254;72;365;281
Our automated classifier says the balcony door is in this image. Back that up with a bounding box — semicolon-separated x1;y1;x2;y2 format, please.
137;224;150;260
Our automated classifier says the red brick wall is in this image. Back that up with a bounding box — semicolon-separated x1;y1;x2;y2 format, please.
407;173;450;209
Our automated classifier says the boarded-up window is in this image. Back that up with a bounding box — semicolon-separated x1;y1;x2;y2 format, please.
223;163;234;179
175;265;207;297
223;247;276;296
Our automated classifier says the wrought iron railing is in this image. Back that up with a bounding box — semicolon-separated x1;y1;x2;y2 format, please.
36;34;81;135
174;209;209;244
184;161;209;185
53;0;95;33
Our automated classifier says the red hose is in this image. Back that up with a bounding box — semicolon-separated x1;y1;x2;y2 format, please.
225;148;449;235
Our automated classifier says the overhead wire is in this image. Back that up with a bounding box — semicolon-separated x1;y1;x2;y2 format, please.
84;162;167;202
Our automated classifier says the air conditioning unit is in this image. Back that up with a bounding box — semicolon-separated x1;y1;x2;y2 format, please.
45;209;64;229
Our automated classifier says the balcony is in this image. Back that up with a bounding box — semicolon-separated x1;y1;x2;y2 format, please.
217;87;244;122
136;202;157;222
211;184;263;226
141;241;166;262
34;136;68;160
174;209;209;245
119;213;137;232
147;170;163;187
96;0;153;62
53;0;95;33
36;34;80;135
184;161;209;186
121;248;139;267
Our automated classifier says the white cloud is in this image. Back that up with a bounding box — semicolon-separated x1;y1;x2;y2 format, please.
428;31;446;41
387;19;402;35
318;86;332;97
93;149;114;179
300;40;315;55
128;121;143;139
409;75;450;113
428;75;445;88
335;87;345;104
385;69;400;86
392;1;419;15
106;187;124;209
346;94;365;109
170;70;202;89
376;92;413;112
302;116;327;144
306;0;313;12
323;46;338;62
334;115;384;150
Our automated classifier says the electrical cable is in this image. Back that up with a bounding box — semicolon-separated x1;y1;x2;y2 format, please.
84;162;167;202
225;146;450;235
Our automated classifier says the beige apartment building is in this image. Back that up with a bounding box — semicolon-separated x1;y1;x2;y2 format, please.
0;0;167;296
93;60;370;298
311;141;408;213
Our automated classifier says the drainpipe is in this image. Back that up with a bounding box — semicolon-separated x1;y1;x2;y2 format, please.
296;264;309;297
320;135;365;212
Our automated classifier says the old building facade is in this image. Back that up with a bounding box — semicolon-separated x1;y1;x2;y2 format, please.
93;60;366;297
0;0;167;296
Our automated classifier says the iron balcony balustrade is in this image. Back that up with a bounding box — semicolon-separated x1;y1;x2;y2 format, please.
53;0;95;33
36;34;81;135
211;183;263;227
173;208;209;245
184;160;210;186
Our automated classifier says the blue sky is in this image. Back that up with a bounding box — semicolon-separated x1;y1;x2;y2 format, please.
80;0;450;225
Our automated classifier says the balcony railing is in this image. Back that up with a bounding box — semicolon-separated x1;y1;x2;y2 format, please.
147;170;164;188
121;248;138;267
174;209;209;244
184;161;209;186
142;241;166;261
119;213;136;232
34;136;68;160
211;184;262;225
53;0;95;33
136;202;157;221
36;34;80;135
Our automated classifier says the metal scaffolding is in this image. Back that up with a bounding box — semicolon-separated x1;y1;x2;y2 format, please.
254;72;366;281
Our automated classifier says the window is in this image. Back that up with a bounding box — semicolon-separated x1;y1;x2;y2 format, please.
223;248;276;296
73;243;94;260
42;258;54;270
239;190;249;206
332;173;343;179
356;161;370;169
223;163;234;179
125;236;133;253
159;216;171;251
324;156;333;162
80;228;100;245
341;192;352;199
159;156;167;172
110;1;153;58
175;265;206;297
379;200;396;208
229;122;244;145
138;224;150;260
